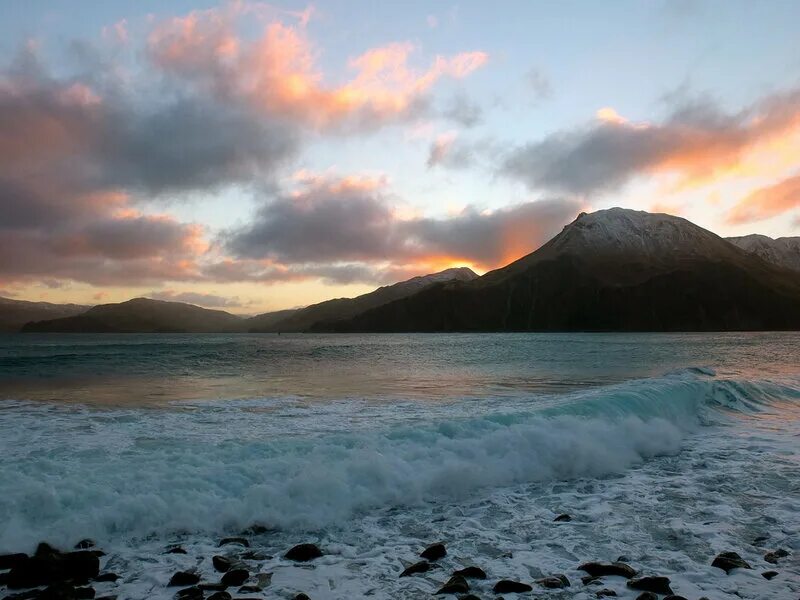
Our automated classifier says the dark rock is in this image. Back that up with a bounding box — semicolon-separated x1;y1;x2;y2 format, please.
421;543;447;561
626;576;673;595
199;583;227;591
582;575;601;585
219;537;249;548
400;561;433;577
764;548;789;564
578;562;637;579
293;595;310;600
207;593;232;600
165;546;188;555
762;570;779;580
616;556;630;563
596;590;617;598
536;574;570;589
221;569;249;587
168;572;200;587
711;551;752;573
74;540;95;550
93;573;119;583
213;556;233;573
493;580;532;594
453;566;487;580
7;551;100;589
284;544;323;562
458;596;481;600
634;594;657;600
0;553;28;570
74;588;95;600
175;587;203;600
36;543;60;557
437;575;469;595
237;586;261;593
554;514;572;522
663;596;688;600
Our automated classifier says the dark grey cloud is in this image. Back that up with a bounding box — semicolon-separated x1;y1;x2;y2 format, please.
225;178;584;268
501;88;800;195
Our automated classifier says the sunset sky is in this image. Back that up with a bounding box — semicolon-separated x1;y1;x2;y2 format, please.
2;0;799;313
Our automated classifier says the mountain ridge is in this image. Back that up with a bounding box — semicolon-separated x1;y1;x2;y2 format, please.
318;208;800;332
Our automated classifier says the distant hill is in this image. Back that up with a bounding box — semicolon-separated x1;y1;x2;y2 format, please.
248;267;479;332
21;297;244;333
727;234;800;272
320;208;800;332
242;309;299;332
0;297;90;332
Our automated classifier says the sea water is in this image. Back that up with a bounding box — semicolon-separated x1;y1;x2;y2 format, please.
0;332;798;599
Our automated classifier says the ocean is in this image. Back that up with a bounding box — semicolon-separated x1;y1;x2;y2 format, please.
0;332;798;599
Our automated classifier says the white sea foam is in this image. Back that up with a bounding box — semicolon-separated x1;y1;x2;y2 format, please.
1;368;799;599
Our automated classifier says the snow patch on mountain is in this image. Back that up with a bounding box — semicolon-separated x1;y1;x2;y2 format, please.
727;234;800;272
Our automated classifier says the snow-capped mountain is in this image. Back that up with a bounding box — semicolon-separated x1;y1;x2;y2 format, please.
727;234;800;272
319;208;800;332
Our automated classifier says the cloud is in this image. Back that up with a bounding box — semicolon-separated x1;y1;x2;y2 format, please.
441;93;483;127
225;174;584;270
726;172;800;224
147;290;243;308
148;5;488;131
427;134;499;170
501;88;800;195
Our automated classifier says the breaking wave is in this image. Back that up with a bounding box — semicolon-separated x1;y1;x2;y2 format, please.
0;367;798;552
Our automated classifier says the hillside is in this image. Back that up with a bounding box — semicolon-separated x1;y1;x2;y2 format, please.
319;209;800;332
249;267;478;332
0;297;90;332
21;298;244;333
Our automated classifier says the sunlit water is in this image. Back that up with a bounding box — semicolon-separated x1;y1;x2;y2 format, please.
0;333;798;599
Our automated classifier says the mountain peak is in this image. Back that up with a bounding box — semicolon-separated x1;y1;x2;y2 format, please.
727;233;800;272
550;207;732;260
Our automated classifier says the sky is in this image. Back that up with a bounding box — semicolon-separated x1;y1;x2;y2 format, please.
1;0;799;314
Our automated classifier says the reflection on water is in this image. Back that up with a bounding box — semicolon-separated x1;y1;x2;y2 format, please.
0;331;799;406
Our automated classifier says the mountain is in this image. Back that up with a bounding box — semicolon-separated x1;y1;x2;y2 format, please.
0;297;90;332
21;298;244;333
242;309;299;332
727;234;800;272
318;208;800;332
249;267;479;332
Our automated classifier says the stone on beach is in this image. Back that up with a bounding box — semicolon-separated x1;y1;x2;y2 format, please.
493;580;532;593
420;543;447;561
711;551;751;573
220;568;249;587
284;544;323;562
762;570;778;580
536;574;570;588
764;548;789;564
168;572;200;587
452;566;486;580
626;576;673;595
436;575;469;594
212;556;232;573
578;561;637;579
6;547;100;589
399;561;434;577
554;513;572;522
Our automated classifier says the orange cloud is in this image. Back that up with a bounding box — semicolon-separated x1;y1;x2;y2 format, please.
148;7;488;129
727;172;800;224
